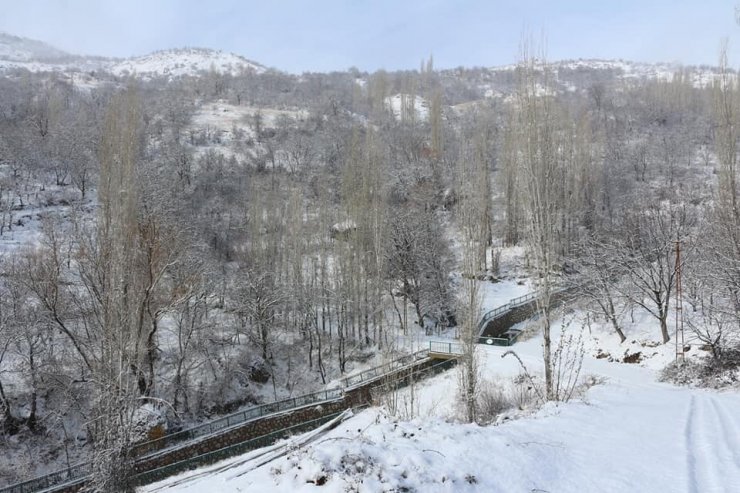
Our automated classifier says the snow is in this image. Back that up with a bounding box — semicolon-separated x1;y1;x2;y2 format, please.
142;330;740;493
191;102;305;132
184;100;307;160
478;278;531;314
0;34;267;82
385;94;429;121
479;58;732;95
140;274;740;493
555;59;727;88
109;48;265;79
0;32;72;62
329;220;357;236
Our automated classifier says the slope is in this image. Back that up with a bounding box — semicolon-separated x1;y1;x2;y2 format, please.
139;305;740;493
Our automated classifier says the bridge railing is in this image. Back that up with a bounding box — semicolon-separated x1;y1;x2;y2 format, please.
2;286;566;493
0;461;90;493
3;347;434;493
478;289;552;332
428;340;464;355
132;411;348;487
0;388;344;493
131;387;344;457
477;285;580;344
477;291;539;333
478;332;521;346
340;349;428;388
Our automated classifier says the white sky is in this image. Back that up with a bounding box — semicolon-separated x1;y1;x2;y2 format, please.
0;0;738;73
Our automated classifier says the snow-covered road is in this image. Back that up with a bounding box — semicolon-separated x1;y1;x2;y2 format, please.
139;279;740;493
141;332;740;493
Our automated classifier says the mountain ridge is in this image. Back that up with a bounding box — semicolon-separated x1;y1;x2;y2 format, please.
0;31;727;84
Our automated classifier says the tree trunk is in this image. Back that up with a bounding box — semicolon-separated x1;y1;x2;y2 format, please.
660;316;670;344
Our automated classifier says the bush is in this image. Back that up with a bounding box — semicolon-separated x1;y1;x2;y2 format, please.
660;351;740;389
476;382;512;424
475;377;537;425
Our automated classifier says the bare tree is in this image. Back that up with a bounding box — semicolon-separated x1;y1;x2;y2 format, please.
515;49;561;400
575;238;627;343
709;43;740;336
456;147;482;423
87;85;147;492
615;202;692;344
0;262;20;433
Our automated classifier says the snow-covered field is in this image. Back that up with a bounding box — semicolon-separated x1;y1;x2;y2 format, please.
185;100;307;160
141;288;740;493
109;48;265;79
385;94;429;121
485;58;729;90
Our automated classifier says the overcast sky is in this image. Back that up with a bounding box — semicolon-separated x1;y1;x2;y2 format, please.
0;0;738;73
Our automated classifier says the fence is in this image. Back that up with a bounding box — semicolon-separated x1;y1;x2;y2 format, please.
340;349;429;388
0;388;344;493
1;351;432;493
476;291;539;335
131;388;343;457
369;355;460;405
477;286;580;346
3;350;436;493
132;411;347;487
0;462;90;493
477;332;521;346
428;340;464;355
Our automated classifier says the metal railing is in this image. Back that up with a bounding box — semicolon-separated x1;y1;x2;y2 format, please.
478;331;522;347
0;388;344;493
428;340;464;355
2;349;434;493
477;291;539;334
0;462;91;493
477;286;579;345
132;411;347;487
370;354;461;398
131;388;344;457
340;349;429;388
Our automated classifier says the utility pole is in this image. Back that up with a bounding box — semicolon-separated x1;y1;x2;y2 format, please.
674;240;685;361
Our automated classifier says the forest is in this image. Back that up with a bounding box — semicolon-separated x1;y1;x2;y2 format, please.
0;46;739;488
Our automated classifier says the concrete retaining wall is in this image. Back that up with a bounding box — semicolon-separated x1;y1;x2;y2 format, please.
479;287;578;339
50;356;443;493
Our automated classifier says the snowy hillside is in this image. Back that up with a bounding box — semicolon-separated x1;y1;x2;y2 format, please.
0;33;266;80
0;31;726;92
483;58;728;91
385;94;429;121
555;58;726;88
142;330;740;493
0;32;72;62
108;48;265;79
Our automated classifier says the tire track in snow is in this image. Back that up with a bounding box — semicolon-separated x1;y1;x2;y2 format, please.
708;397;740;468
684;395;699;493
685;394;727;493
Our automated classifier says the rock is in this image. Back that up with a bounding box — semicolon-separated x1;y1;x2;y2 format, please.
249;359;271;384
623;351;642;364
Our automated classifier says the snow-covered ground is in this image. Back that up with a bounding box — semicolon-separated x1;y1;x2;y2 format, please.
185;100;307;160
485;58;730;90
109;48;265;79
141;321;740;493
385;94;429;121
0;32;72;62
137;257;740;493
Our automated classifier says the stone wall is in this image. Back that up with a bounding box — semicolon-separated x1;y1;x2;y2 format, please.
480;299;540;338
50;356;444;493
133;399;349;474
480;286;579;339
